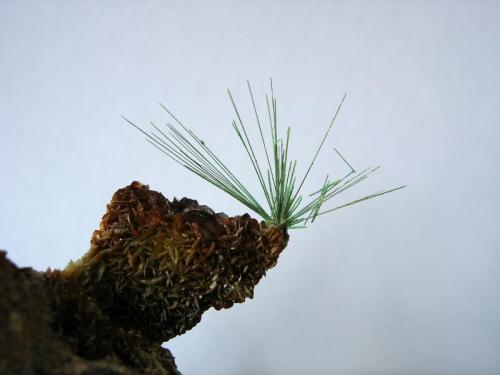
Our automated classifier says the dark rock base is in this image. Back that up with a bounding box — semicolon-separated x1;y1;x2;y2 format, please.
0;251;180;375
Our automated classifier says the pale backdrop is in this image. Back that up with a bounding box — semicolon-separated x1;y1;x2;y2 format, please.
1;1;499;374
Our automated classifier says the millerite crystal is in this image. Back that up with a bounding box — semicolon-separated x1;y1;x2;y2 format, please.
124;81;404;230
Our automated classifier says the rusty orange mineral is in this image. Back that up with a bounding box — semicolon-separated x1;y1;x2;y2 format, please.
62;181;288;343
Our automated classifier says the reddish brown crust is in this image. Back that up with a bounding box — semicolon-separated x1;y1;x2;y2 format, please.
66;182;288;343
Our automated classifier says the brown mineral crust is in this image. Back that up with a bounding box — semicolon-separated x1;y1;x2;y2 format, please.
68;181;289;344
1;182;288;375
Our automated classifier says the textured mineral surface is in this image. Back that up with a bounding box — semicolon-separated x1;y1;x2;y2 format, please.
0;250;180;375
0;182;288;374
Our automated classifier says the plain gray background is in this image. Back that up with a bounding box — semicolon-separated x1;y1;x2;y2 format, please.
1;1;499;374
